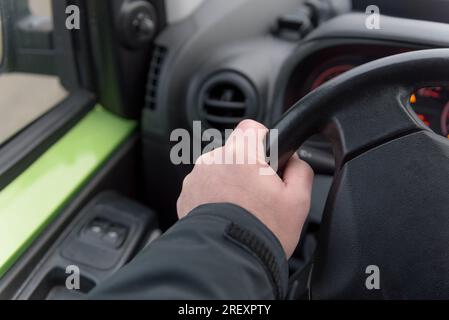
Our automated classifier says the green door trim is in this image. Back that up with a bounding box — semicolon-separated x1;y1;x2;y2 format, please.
0;106;136;278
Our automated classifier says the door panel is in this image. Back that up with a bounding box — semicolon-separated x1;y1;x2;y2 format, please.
0;106;136;278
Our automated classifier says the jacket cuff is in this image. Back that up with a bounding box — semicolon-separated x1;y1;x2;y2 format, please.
186;203;289;299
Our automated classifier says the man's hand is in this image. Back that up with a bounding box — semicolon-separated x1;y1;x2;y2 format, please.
177;120;314;258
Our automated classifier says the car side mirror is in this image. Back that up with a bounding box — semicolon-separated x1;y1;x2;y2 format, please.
0;0;79;90
0;0;58;75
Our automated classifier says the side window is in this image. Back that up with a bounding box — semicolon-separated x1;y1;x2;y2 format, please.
0;0;68;145
0;5;2;63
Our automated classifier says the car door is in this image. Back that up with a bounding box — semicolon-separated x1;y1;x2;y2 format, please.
0;0;164;299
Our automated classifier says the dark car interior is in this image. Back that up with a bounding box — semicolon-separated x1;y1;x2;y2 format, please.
2;0;449;299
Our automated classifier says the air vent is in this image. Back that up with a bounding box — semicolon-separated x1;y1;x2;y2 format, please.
145;46;167;110
198;73;258;130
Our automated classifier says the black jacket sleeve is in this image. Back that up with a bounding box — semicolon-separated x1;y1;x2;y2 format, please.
89;203;289;300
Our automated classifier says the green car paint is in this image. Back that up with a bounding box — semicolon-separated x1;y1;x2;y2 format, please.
0;106;136;278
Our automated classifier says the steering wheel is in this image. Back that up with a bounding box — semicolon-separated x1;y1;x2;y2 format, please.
270;49;449;299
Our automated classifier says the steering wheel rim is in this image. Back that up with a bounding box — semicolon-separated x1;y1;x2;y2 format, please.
271;49;449;299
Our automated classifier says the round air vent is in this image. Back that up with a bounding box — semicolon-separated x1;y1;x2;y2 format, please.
197;72;259;131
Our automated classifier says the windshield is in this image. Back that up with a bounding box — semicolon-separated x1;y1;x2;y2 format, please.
352;0;449;24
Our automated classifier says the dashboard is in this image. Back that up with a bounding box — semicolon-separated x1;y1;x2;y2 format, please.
137;3;449;280
142;5;449;223
283;44;449;139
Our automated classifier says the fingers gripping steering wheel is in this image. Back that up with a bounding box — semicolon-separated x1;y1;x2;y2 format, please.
271;49;449;299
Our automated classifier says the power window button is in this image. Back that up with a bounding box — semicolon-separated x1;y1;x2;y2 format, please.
102;225;128;248
83;218;109;239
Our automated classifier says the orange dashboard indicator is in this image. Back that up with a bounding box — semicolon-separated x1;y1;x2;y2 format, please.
410;94;417;104
417;114;430;127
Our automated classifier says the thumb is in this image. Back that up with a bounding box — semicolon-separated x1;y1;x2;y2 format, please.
282;154;314;194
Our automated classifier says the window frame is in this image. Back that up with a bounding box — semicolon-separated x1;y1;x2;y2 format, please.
0;0;96;191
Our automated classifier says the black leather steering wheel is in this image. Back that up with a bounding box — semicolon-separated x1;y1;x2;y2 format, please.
270;49;449;299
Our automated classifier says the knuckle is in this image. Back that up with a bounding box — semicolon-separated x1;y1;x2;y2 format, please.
195;153;207;165
302;160;315;177
210;147;224;162
296;159;315;184
182;174;192;189
237;119;267;131
224;142;237;156
176;195;182;210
